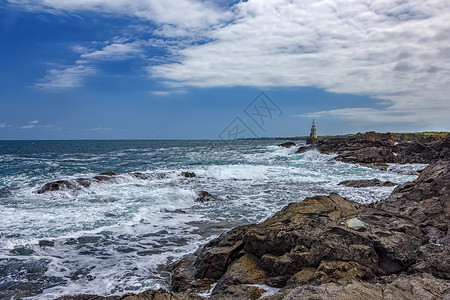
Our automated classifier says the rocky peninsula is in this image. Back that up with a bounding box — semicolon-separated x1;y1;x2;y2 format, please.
57;133;449;299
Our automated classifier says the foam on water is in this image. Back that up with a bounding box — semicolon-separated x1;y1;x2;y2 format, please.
0;140;420;299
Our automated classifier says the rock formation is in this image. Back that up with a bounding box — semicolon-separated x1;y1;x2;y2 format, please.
170;160;450;299
338;179;397;188
317;132;449;169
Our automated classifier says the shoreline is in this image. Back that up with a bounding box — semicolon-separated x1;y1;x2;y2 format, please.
57;132;449;299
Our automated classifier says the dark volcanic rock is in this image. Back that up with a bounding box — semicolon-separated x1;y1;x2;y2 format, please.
338;179;398;188
37;180;78;194
182;172;196;178
195;191;218;202
278;142;296;148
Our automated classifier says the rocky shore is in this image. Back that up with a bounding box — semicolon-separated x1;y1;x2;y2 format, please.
60;133;449;300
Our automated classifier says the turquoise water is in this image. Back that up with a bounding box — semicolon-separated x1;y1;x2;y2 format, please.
0;140;422;299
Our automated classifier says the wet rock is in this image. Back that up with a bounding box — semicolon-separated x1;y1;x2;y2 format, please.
295;146;310;154
338;179;397;188
195;191;218;202
37;180;78;194
93;176;115;182
130;172;153;180
182;172;196;178
10;247;34;256
75;178;91;188
99;171;117;176
0;187;12;198
278;142;296;148
38;240;54;248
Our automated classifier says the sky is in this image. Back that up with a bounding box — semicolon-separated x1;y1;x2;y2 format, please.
0;0;449;140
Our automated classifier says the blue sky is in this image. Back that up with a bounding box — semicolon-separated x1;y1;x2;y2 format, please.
1;0;449;140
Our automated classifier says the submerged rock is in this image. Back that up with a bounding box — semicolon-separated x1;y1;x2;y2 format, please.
278;142;296;148
295;146;311;154
37;180;78;194
0;187;12;198
93;171;117;182
338;179;397;188
195;191;218;202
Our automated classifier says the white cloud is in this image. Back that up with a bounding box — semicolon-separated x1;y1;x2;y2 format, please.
147;0;450;128
88;127;112;131
20;124;35;129
10;0;450;129
37;41;144;88
7;0;229;28
0;123;6;128
36;65;97;88
80;41;143;60
19;120;40;129
150;89;188;96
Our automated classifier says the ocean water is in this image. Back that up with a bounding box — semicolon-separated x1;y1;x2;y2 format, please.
0;140;424;299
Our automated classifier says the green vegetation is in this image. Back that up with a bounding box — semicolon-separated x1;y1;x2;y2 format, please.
392;132;449;140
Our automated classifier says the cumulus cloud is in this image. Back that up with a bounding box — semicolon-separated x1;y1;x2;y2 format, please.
7;0;229;28
147;0;450;128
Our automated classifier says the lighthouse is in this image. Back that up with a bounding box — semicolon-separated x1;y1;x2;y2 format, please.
306;119;318;145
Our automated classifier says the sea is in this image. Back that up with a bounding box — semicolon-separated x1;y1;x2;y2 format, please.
0;140;426;299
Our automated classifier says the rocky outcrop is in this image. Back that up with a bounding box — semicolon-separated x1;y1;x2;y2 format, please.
371;160;450;244
278;142;296;148
338;179;397;188
171;160;450;299
317;131;449;168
